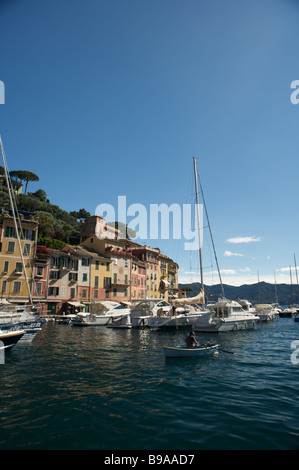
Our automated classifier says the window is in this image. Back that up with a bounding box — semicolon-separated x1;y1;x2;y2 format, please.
125;259;128;267
105;290;109;299
104;277;111;288
82;258;90;266
70;287;75;298
114;273;117;284
35;283;42;295
82;273;87;282
94;290;98;298
23;243;31;255
51;257;59;269
60;258;69;269
23;229;35;241
94;276;99;288
69;273;78;282
113;288;117;297
48;287;59;296
3;261;9;273
106;262;110;271
71;259;78;271
36;266;43;277
13;281;21;294
95;260;99;270
82;289;87;298
50;270;59;280
125;274;128;284
1;280;7;293
15;262;23;273
7;241;15;253
5;226;16;238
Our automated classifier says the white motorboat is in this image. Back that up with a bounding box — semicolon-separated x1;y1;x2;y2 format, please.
130;299;172;327
193;298;259;332
106;314;132;329
254;304;280;322
71;302;131;326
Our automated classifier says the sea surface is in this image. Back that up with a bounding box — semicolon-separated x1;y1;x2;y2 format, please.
1;318;299;450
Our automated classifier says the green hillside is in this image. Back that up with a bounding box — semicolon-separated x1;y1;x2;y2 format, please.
0;185;83;247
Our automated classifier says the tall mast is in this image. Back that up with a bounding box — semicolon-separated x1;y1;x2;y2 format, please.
289;265;294;306
195;158;225;298
273;270;278;304
193;157;204;302
0;136;33;306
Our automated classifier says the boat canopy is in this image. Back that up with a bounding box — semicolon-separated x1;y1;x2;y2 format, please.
173;288;205;306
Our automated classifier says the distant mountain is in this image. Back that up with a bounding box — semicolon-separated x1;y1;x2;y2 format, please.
178;281;299;306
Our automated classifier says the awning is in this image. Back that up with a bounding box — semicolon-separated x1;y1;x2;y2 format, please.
67;301;84;307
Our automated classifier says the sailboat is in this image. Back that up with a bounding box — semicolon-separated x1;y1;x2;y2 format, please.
0;136;44;342
185;158;259;333
149;158;209;329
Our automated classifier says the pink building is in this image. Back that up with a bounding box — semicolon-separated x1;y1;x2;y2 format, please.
105;245;131;302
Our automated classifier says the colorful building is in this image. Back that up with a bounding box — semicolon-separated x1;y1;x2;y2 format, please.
0;211;180;313
80;215;120;242
0;210;39;303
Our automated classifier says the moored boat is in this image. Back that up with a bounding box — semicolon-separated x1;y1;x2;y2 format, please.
255;304;280;322
106;314;132;329
193;298;259;332
130;299;172;327
71;302;131;326
0;327;25;351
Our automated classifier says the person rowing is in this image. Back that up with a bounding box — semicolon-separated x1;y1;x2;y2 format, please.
185;331;199;348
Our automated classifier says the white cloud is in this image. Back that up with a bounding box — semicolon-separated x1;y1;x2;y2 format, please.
239;267;251;272
224;250;244;257
220;269;236;275
279;267;297;273
226;236;262;244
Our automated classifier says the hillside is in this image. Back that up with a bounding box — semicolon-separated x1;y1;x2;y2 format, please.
179;281;299;306
0;186;83;247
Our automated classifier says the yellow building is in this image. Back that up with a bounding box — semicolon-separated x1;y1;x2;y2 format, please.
80;236;113;301
0;211;39;301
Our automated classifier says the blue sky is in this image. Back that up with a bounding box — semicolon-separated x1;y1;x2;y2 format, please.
0;0;299;286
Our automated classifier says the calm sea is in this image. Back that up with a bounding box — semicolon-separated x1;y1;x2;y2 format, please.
1;318;299;450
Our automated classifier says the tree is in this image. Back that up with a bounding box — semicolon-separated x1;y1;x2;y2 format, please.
9;170;39;194
32;189;48;202
69;208;91;220
36;211;56;240
181;286;193;292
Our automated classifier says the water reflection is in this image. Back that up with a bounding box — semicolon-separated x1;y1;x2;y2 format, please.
1;319;299;449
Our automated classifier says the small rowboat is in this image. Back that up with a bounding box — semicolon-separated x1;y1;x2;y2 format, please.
163;343;219;358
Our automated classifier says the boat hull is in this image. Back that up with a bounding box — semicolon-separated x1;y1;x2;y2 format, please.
0;329;25;351
194;315;259;332
163;344;219;358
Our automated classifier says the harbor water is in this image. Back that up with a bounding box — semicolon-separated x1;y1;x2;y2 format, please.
1;318;299;450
